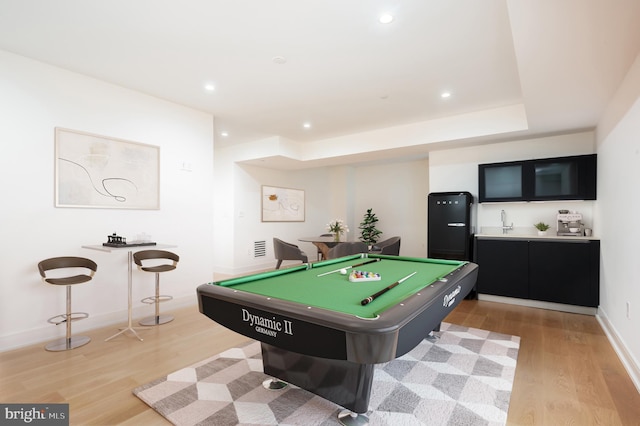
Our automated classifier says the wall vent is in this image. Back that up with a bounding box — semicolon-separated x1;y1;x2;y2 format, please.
254;240;266;258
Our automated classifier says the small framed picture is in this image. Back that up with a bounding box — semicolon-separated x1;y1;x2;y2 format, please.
261;185;305;222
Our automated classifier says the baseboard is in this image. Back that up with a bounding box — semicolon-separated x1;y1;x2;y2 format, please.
0;294;197;352
596;308;640;393
477;294;598;315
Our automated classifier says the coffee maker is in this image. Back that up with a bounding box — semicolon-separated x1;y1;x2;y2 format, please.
557;212;584;236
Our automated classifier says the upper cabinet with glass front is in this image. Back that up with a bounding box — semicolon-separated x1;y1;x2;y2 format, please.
479;154;596;203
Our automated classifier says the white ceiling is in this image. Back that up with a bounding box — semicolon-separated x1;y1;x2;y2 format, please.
1;0;640;169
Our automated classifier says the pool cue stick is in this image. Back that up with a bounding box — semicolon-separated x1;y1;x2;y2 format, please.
352;258;380;268
360;271;417;306
316;258;381;277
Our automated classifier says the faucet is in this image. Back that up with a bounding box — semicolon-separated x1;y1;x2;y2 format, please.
501;209;513;234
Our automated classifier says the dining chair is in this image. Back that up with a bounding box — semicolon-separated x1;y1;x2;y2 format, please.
369;236;401;256
273;238;309;269
326;241;368;259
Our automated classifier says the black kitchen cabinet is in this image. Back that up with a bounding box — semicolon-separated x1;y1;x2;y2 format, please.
474;237;600;307
475;239;529;298
529;240;600;307
479;154;597;202
478;163;524;202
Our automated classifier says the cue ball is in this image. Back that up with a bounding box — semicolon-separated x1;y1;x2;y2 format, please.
340;268;347;275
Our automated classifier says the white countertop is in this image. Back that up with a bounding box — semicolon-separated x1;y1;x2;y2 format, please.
475;233;598;241
475;225;598;241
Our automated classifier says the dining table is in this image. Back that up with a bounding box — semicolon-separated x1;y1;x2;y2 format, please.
298;235;342;260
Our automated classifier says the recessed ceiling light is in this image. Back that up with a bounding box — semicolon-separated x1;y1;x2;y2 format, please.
204;83;215;91
379;14;394;24
303;122;311;129
441;92;451;98
220;131;229;137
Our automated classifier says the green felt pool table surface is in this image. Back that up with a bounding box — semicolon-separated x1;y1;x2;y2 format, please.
215;254;466;318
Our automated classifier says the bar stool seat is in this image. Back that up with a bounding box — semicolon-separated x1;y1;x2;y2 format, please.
134;250;179;326
38;256;97;351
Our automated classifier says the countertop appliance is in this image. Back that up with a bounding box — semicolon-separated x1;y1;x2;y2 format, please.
428;191;475;261
557;212;584;236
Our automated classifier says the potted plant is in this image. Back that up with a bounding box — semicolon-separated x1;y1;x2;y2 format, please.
327;219;349;242
534;222;550;236
358;208;382;247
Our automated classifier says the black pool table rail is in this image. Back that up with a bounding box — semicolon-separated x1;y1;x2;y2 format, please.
197;260;478;364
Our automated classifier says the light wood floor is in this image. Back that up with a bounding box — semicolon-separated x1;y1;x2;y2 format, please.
1;300;639;425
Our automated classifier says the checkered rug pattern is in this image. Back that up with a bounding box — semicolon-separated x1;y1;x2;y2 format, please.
133;323;520;425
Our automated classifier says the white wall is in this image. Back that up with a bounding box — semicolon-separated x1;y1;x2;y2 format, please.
596;52;640;389
211;157;430;275
353;159;429;256
0;50;215;350
231;164;336;273
212;144;340;274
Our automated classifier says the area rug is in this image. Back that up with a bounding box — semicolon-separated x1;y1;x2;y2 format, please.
133;323;520;425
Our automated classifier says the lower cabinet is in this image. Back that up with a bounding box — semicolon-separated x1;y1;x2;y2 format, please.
475;238;600;307
475;239;529;298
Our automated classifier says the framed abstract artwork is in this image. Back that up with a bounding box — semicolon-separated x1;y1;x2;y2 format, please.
261;185;305;222
55;127;160;209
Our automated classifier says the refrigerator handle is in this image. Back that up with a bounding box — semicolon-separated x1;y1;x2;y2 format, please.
447;223;467;227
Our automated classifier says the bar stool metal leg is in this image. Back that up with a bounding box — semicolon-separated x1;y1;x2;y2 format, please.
139;272;174;326
45;286;91;351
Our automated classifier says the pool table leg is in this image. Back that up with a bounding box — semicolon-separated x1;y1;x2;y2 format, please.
261;343;374;414
262;378;287;390
338;410;369;425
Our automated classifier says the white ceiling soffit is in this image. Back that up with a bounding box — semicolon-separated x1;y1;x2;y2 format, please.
0;0;639;168
235;104;528;170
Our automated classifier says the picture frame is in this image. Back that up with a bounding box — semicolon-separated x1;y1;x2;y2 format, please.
261;185;305;222
55;127;160;209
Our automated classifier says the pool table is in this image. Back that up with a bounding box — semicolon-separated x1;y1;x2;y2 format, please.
197;254;478;420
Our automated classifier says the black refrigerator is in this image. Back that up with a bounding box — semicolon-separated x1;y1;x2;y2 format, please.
427;191;474;261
